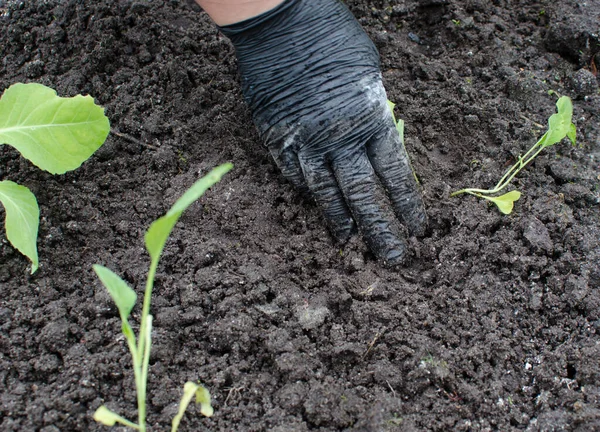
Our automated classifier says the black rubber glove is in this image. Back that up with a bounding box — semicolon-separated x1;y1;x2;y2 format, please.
219;0;427;265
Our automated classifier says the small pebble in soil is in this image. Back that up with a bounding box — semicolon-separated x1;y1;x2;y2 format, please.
297;304;329;330
408;32;421;44
569;68;599;97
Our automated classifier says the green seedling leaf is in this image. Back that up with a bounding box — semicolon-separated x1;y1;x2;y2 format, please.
93;406;140;429
485;191;521;215
93;264;137;322
544;96;575;147
567;123;576;145
144;213;179;266
145;163;233;263
168;164;234;216
0;83;110;174
395;118;405;141
0;180;39;273
452;95;576;215
388;99;416;184
387;99;396;119
387;99;404;137
94;164;231;432
195;384;214;417
171;382;214;432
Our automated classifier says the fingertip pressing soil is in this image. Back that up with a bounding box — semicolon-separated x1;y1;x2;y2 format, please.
1;0;599;431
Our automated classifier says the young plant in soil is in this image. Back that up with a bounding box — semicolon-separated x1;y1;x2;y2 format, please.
451;95;576;214
387;99;405;140
93;163;232;432
0;83;109;272
388;99;420;184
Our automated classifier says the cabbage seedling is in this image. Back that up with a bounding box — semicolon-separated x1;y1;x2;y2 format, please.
388;99;420;184
451;96;576;214
93;163;232;432
0;83;109;272
387;99;405;139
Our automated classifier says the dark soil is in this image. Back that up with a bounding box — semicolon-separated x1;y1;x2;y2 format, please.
1;0;599;430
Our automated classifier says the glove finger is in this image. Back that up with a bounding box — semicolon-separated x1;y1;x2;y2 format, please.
300;155;354;243
270;146;308;192
367;122;427;236
332;149;408;265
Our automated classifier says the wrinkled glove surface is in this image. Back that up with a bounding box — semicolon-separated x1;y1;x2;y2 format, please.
220;0;427;265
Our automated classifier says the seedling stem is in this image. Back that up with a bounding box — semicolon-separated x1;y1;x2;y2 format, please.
93;164;231;431
451;96;576;214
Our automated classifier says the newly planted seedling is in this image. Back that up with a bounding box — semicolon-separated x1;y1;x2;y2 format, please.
0;83;109;272
387;99;405;139
93;163;232;432
451;96;576;214
388;99;420;184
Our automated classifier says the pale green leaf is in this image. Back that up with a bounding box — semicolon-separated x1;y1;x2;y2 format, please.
555;95;573;119
395;118;405;142
195;385;214;417
145;213;180;266
567;123;576;145
486;191;521;215
387;99;396;122
387;100;415;183
387;99;404;139
0;83;110;174
544;96;574;147
122;320;135;343
93;264;137;322
0;180;39;273
93;406;119;426
167;163;233;216
93;406;139;429
171;382;213;432
145;163;233;263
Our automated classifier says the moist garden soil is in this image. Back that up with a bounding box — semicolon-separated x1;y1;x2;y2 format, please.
1;0;600;430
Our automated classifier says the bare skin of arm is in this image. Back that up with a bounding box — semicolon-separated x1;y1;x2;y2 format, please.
194;0;285;25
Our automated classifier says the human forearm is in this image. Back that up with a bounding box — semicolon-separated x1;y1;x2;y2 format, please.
194;0;285;25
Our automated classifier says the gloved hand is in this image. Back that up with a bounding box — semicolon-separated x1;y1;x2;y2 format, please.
219;0;427;265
